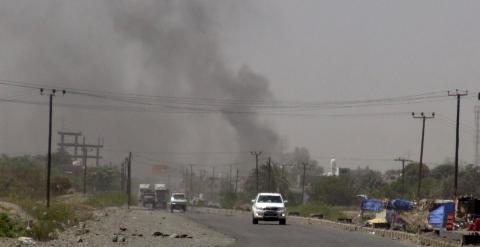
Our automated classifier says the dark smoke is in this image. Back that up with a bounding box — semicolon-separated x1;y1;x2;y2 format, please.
0;1;283;174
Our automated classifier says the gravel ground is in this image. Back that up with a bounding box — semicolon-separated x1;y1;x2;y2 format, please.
1;207;234;247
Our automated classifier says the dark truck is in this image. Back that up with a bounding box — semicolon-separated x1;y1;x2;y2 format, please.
138;184;155;208
154;184;169;209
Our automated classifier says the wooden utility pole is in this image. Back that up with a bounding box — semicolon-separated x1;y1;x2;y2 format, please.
412;112;435;199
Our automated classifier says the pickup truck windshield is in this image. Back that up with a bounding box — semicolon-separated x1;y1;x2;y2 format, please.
258;195;282;203
173;194;185;200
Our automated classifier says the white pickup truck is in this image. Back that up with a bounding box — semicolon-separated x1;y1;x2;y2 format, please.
251;193;287;225
169;193;187;212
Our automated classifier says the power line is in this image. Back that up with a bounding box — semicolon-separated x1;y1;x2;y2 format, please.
0;79;452;111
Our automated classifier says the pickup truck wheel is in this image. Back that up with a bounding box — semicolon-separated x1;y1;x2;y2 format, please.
252;217;258;224
279;219;286;225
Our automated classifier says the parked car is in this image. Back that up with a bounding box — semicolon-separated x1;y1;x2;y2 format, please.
251;193;287;225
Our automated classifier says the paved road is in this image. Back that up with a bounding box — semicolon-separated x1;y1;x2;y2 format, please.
184;211;414;247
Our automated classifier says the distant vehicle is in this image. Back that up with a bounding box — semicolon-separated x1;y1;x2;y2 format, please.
142;189;155;208
138;184;151;201
138;184;155;208
251;193;287;225
169;193;187;212
153;184;169;209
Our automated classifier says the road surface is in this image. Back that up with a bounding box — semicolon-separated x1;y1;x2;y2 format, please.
185;211;414;247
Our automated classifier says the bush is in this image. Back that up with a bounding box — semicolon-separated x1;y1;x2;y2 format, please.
85;192;127;209
9;197;92;241
0;212;27;238
219;191;237;209
52;176;72;196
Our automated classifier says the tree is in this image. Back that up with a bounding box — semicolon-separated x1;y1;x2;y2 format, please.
430;163;454;180
52;176;72;195
87;166;120;192
310;176;356;206
243;162;290;198
458;164;480;197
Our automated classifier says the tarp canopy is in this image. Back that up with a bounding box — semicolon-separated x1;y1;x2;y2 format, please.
388;199;413;211
428;202;455;229
361;199;384;212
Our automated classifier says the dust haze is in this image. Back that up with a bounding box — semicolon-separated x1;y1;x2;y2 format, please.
0;0;284;177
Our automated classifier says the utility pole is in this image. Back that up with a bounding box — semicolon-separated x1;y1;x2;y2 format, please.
250;151;262;194
124;157;128;193
190;164;194;199
267;157;272;192
301;162;308;204
127;152;132;209
412;112;435;199
41;88;65;208
394;157;411;198
229;165;232;191
82;137;87;194
235;168;239;194
211;167;215;201
120;161;125;191
448;90;468;199
474;104;480;167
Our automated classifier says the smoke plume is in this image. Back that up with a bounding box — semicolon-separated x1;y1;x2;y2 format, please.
0;0;283;175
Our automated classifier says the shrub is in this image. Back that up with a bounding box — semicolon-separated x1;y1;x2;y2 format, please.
9;197;92;241
0;212;27;238
288;202;346;221
85;192;127;208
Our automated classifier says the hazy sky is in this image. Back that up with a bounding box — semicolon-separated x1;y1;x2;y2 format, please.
216;0;480;169
0;0;479;173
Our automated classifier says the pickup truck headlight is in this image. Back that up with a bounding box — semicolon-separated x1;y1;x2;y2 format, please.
255;205;265;211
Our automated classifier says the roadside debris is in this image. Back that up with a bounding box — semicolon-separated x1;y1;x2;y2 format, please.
309;214;324;219
75;222;90;236
17;237;35;246
152;231;193;239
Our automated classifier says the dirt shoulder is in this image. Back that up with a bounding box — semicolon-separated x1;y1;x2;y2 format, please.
1;206;234;247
